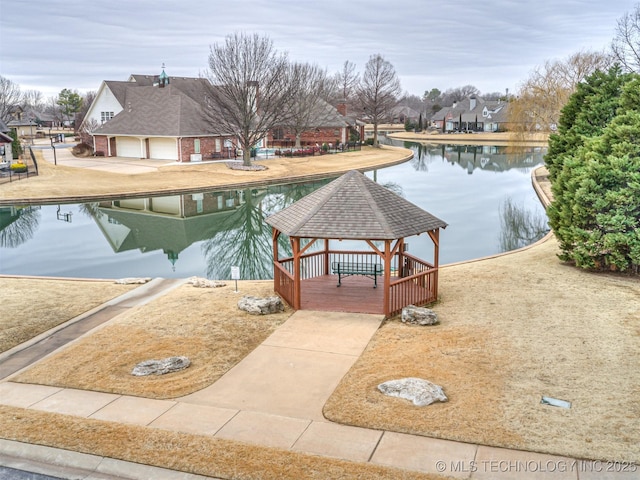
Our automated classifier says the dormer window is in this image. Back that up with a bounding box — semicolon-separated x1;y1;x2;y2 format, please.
482;107;489;118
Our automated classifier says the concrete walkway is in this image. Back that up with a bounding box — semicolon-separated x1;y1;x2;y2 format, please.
1;302;627;479
0;278;185;380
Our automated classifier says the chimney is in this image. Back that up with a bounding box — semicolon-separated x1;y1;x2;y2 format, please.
470;96;477;111
336;103;347;116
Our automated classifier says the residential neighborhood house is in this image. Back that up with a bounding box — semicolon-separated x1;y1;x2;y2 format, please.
431;96;509;133
84;68;359;162
0;119;12;165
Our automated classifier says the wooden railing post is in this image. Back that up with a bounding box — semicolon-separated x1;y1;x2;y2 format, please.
293;236;301;310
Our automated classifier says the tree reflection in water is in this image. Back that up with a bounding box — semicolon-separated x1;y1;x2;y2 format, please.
202;181;331;280
0;206;41;248
499;197;549;251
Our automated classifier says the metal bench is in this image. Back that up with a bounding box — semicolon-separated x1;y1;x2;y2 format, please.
331;262;383;288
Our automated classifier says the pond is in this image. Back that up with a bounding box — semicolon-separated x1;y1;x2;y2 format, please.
0;141;549;280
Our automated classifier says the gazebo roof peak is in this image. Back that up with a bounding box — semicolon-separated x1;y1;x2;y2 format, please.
265;170;447;239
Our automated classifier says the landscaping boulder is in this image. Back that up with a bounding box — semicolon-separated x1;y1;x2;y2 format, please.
378;377;447;406
401;305;439;326
115;277;151;285
187;276;226;288
131;356;191;376
238;295;284;315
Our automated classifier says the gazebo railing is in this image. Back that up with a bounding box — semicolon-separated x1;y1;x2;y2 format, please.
273;262;295;307
275;250;437;316
389;253;437;317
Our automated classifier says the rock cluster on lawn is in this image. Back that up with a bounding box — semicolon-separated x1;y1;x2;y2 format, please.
238;295;284;315
401;305;439;326
187;277;226;288
115;277;152;285
131;356;191;376
378;377;447;406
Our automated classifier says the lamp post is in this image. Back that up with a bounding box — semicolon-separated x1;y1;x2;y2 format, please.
50;136;57;165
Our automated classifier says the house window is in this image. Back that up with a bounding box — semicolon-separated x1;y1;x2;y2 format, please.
273;128;284;140
194;139;200;154
100;111;114;123
215;139;221;152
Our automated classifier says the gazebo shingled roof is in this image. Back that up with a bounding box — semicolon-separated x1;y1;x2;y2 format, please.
265;170;447;239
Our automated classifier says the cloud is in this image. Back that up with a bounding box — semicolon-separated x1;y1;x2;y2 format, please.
0;0;633;98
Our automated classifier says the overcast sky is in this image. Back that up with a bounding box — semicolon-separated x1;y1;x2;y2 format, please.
0;0;635;100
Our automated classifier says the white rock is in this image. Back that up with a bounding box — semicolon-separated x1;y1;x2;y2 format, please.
401;305;439;326
131;356;191;376
378;377;447;406
115;277;152;285
238;295;284;315
187;276;226;288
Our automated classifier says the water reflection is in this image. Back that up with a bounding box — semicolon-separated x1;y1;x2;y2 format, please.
0;145;547;279
398;141;543;174
0;206;41;248
77;180;332;279
499;198;549;252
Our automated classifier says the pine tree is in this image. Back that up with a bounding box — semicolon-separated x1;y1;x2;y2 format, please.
548;75;640;272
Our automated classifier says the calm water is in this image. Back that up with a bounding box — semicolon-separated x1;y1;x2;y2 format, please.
0;142;548;280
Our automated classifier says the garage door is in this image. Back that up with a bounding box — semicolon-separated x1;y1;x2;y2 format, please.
115;137;142;158
149;138;178;160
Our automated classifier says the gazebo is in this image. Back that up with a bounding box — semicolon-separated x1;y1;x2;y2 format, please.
265;170;448;317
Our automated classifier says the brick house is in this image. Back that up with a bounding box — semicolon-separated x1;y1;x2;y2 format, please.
267;100;361;148
85;69;237;162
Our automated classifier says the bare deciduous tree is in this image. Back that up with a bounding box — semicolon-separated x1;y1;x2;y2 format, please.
612;4;640;72
21;89;44;111
286;62;335;148
508;50;611;135
0;75;21;123
204;32;295;167
78;117;99;146
334;60;359;104
356;54;401;147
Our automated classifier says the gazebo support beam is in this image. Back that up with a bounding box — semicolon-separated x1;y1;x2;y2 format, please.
428;229;441;300
292;236;301;310
383;240;392;316
324;239;330;275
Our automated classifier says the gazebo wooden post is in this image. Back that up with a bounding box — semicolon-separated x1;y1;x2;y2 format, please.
323;238;330;275
428;229;440;299
292;236;301;310
383;239;392;317
271;228;280;293
397;238;405;277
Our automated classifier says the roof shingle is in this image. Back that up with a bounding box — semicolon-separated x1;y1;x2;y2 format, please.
265;170;447;239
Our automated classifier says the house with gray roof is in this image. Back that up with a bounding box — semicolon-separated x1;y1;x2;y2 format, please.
431;96;509;133
84;68;237;162
0;119;12;165
85;67;356;161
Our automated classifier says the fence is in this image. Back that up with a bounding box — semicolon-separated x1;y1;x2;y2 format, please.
273;142;361;158
0;147;39;185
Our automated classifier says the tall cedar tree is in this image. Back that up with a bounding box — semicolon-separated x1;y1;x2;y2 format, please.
548;72;640;272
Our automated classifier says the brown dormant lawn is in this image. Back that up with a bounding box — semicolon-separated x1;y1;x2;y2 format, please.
0;277;135;354
324;235;640;463
12;281;291;399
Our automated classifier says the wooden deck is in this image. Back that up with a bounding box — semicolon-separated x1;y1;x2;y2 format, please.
299;273;435;315
300;275;384;314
